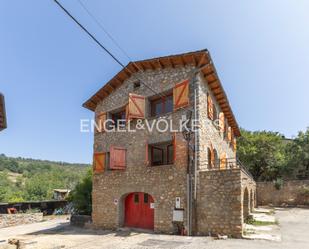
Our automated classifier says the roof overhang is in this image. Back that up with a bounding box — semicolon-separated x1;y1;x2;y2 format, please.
0;93;7;131
83;49;241;136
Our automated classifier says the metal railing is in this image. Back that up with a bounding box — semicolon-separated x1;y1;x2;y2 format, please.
204;157;254;180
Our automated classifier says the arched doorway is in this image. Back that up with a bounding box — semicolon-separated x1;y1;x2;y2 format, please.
243;188;249;221
124;192;154;230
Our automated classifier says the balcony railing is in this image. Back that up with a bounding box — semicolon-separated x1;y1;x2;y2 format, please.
203;158;254;179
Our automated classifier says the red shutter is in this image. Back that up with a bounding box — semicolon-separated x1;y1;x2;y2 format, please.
127;93;145;119
95;112;106;133
227;126;232;142
93;152;105;173
233;137;237;151
110;146;126;170
173;79;189;110
219;112;225;132
220;152;227;170
207;94;214;120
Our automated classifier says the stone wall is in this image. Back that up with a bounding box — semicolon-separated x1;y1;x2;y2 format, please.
196;74;236;171
0;213;43;228
91;64;253;235
257;180;309;206
240;170;257;219
93;66;193;233
196;169;243;238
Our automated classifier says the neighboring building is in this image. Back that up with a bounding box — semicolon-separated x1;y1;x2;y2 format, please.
0;93;7;131
53;189;70;201
83;50;256;237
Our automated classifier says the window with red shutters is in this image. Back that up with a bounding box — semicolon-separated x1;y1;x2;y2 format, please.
110;146;126;170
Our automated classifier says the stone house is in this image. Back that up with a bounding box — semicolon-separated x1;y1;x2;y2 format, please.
83;50;256;238
0;93;7;131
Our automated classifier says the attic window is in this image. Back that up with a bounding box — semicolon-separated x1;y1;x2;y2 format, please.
133;80;141;89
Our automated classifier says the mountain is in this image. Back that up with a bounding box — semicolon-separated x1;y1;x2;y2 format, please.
0;154;90;203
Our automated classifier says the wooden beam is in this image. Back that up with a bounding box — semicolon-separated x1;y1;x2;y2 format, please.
168;58;174;68
106;84;115;92
113;77;122;86
197;53;206;67
132;62;142;72
208;79;218;86
191;55;197;66
127;63;138;73
157;59;163;69
203;71;214;78
179;55;185;66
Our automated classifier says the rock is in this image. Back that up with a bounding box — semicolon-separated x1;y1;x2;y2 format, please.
217;234;228;240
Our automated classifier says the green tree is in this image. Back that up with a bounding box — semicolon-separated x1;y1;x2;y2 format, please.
237;129;286;181
284;128;309;179
68;169;92;215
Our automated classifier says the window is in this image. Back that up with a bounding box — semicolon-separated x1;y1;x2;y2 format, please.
207;148;212;168
150;94;173;116
134;193;139;204
133;80;141;89
151;146;164;166
111;110;126;128
167;144;174;165
144;193;149;203
149;142;174;166
213;105;218;122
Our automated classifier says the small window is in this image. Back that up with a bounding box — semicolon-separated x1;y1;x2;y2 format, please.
149;142;174;166
150;94;173;116
134;193;139;204
144;193;149;203
133;80;141;89
112;110;126;128
207;148;212;168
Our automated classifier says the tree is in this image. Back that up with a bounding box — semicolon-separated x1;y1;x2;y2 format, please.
68;169;92;215
237;129;286;181
285;128;309;179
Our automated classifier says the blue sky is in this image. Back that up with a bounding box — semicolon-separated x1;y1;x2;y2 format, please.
1;0;308;163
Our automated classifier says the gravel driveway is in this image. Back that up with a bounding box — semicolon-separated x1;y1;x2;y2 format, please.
0;208;308;249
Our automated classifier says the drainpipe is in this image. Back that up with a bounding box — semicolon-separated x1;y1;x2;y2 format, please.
184;71;200;236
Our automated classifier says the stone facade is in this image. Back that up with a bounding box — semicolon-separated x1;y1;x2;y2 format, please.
93;66;192;234
257;180;309;206
90;55;256;237
0;213;43;228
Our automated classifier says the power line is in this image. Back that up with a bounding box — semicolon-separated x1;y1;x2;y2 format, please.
54;0;165;98
54;0;125;68
77;0;132;62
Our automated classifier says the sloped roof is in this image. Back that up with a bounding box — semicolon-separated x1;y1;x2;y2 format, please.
83;49;241;136
0;93;6;131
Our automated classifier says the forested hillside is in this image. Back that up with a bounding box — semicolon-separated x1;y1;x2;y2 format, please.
0;154;90;202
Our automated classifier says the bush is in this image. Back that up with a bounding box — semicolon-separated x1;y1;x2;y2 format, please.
68;169;92;215
273;178;284;190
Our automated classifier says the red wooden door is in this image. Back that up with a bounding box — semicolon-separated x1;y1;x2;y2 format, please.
124;192;154;230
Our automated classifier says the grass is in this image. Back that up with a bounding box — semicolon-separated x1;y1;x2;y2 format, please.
246;216;278;226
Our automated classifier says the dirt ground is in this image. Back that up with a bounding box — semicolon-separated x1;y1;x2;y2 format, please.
0;208;308;249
